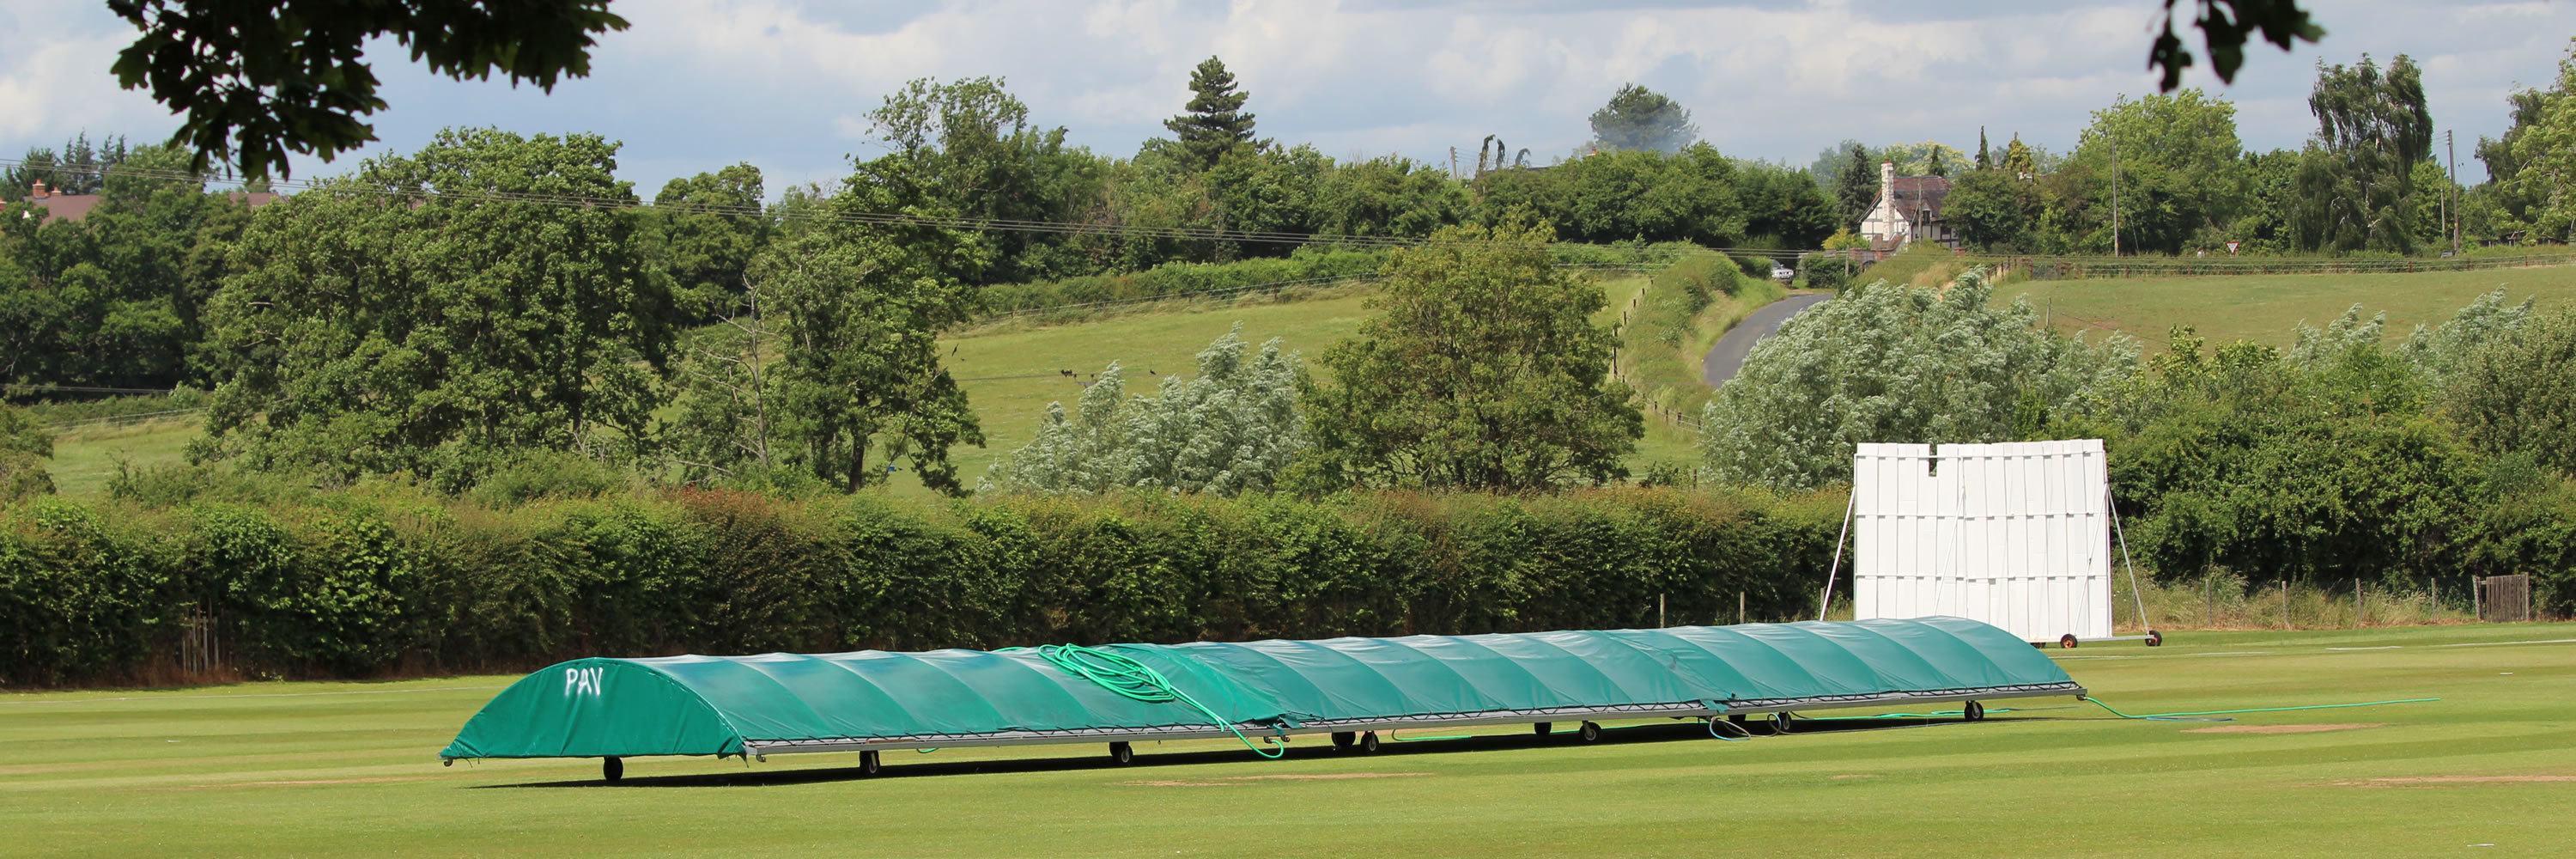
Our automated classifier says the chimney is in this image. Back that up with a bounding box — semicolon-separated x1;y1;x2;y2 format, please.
29;180;46;199
1880;161;1895;208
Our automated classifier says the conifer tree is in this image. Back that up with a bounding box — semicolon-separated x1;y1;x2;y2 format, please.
1163;56;1258;172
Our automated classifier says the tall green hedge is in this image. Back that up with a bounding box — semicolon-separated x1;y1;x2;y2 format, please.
0;487;1846;686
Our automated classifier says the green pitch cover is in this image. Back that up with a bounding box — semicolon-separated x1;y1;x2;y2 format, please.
440;617;2077;760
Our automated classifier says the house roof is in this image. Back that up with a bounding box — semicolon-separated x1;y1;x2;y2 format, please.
23;190;279;223
1890;175;1953;218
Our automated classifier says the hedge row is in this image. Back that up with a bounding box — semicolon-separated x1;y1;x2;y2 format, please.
0;487;1846;686
979;249;1389;314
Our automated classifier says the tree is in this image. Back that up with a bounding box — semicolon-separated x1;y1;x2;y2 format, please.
762;158;988;495
1;133;129;199
1833;144;1879;232
2069;89;2251;252
1588;84;1698;154
641;163;769;319
2501;42;2576;245
108;1;628;180
873;76;1106;281
1697;270;2139;490
1737;162;1840;249
2001;135;2038;180
197;129;671;490
2297;54;2433;253
1976;128;1993;171
1163;57;1259;173
987;324;1310;497
2148;0;2325;92
1297;218;1642;491
1943;168;2046;252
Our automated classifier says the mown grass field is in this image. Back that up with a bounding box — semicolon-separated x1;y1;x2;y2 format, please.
2001;265;2576;352
3;623;2567;857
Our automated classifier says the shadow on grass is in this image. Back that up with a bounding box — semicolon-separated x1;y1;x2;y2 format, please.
474;716;2032;789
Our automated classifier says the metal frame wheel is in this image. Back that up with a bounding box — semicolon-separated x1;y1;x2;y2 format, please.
1358;732;1381;753
1963;701;1985;722
1534;722;1552;737
859;750;881;776
1577;721;1603;743
601;756;623;783
1331;731;1357;750
1108;741;1135;765
2059;634;2080;649
2145;630;2164;647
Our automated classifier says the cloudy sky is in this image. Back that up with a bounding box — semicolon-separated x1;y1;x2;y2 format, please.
5;1;2570;196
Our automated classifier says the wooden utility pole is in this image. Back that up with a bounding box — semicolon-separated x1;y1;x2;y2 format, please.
2447;130;2463;255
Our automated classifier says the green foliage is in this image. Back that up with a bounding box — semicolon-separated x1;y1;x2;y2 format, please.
738;158;988;495
2298;54;2434;253
2069;89;2249;253
2500;41;2576;245
0;486;1846;685
1474;146;1747;247
1163;57;1260;173
1698;270;2140;490
0;405;53;502
639;163;770;318
988;325;1310;497
199;129;671;490
981;247;1387;314
1587;84;1698;155
2444;304;2576;476
0;143;252;390
1832;144;1877;232
1944;168;2046;252
1795;252;1854;290
1301;219;1643;490
108;0;629;179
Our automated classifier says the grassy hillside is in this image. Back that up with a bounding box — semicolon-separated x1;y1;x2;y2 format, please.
2002;265;2576;351
5;624;2568;857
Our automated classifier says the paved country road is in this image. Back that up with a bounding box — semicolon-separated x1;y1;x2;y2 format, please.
1702;292;1832;387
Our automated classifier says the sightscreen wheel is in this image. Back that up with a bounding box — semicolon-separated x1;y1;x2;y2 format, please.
2059;634;2080;649
2145;630;2164;647
1358;731;1381;753
1963;701;1986;722
601;756;623;783
1534;722;1552;737
1577;722;1603;743
1332;731;1357;750
1109;741;1135;765
859;750;882;776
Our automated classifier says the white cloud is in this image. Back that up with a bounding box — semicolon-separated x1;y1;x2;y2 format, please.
3;0;2571;191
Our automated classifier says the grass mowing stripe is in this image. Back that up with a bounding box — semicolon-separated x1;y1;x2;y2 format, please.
2;624;2568;857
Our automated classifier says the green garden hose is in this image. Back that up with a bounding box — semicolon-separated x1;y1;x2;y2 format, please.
1021;643;1285;758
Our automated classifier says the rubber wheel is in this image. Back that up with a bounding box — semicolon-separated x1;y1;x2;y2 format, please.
1577;722;1603;743
1108;741;1134;765
2059;634;2080;649
1331;731;1356;750
601;756;623;783
1534;722;1552;737
1358;732;1381;754
1963;701;1985;722
2145;630;2164;647
859;750;881;777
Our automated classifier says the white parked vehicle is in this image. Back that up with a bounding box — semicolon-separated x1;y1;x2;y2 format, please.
1769;263;1795;282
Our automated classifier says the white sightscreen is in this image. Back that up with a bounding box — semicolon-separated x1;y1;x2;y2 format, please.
1851;439;2112;643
